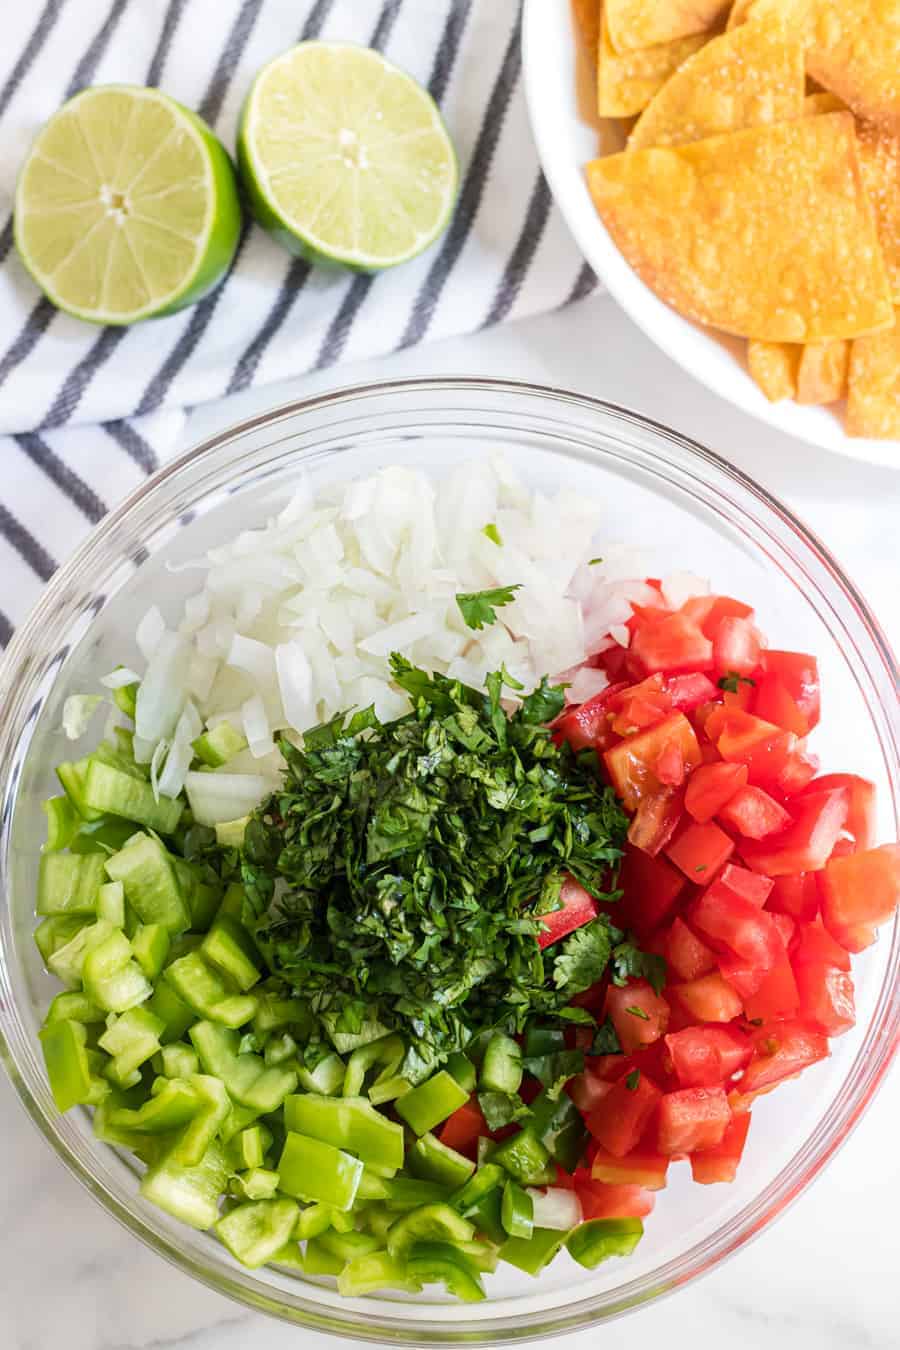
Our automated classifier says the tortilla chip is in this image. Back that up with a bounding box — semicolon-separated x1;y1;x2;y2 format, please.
796;340;850;403
585;113;894;340
806;1;900;135
629;21;805;150
606;0;731;51
856;122;900;303
846;312;900;438
598;7;708;117
727;0;807;31
574;0;600;55
747;340;800;400
803;90;845;114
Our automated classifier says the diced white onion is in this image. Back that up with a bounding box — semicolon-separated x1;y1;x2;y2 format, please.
566;667;610;704
226;634;276;685
661;570;710;610
242;693;274;759
276;642;315;733
184;772;272;826
526;1187;583;1231
135;631;190;744
62;694;104;741
136;606;165;661
100;667;141;690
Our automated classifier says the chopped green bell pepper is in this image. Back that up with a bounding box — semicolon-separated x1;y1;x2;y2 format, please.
383;1177;452;1212
192;721;247;768
40;1019;95;1112
47;918;116;987
501;1180;534;1240
109;1077;201;1133
303;1237;344;1276
83;758;183;834
408;1132;475;1190
395;1070;468;1136
201;913;261;992
405;1240;485;1302
278;1132;363;1212
167;951;257;1028
283;1093;404;1172
294;1202;338;1241
318;1229;381;1263
140;1137;230;1230
34;914;89;967
104;833;190;936
529;1088;589;1174
386;1202;474;1258
132;923;170;980
98;1005;165;1084
445;1052;477;1094
500;1225;570;1275
173;1074;230;1166
156;1041;200;1079
480;1033;523;1095
228;1123;272;1172
37;851;105;916
228;1167;282;1202
337;1250;419;1297
342;1033;404;1099
190;1021;298;1112
566;1218;644;1268
44;990;104;1026
83;929;153;1013
147;978;196;1044
42;795;81;852
96;880;126;928
491;1127;555;1186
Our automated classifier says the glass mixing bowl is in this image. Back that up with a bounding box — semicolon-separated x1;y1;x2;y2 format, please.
0;378;897;1344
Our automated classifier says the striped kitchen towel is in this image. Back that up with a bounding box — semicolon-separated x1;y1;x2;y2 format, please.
0;0;597;642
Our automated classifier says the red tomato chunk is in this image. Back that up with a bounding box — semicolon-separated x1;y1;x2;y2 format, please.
586;1073;662;1159
718;785;793;840
536;876;598;949
819;844;900;952
631;613;714;674
657;1086;732;1155
688;887;783;970
604;712;702;813
690;1111;752;1184
666;820;735;879
606;980;670;1053
685;761;748;824
665;1025;752;1088
590;1141;670;1191
664;916;716;982
670;973;744;1023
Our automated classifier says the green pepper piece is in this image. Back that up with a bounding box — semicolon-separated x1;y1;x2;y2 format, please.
104;833;189;935
457;1238;500;1274
34;914;89;968
47;918;116;988
566;1218;644;1268
529;1088;589;1174
500;1225;570;1276
294;1202;337;1241
405;1240;485;1302
338;1250;420;1297
296;1050;346;1096
201;913;262;992
190;1021;297;1111
109;1077;201;1133
358;1204;395;1242
491;1127;555;1186
450;1162;505;1216
272;1241;305;1271
40;1019;94;1112
468;1188;506;1246
99;1005;165;1084
445;1052;477;1094
215;1197;298;1268
318;1230;381;1264
283;1093;404;1172
342;1033;404;1098
173;1074;230;1166
395;1070;468;1136
192;720;247;767
44;990;105;1026
228;1167;281;1202
252;988;307;1034
83;930;152;1013
132;923;170;980
367;1072;411;1106
228;1123;272;1171
264;1032;298;1067
383;1177;452;1212
303;1237;344;1277
356;1169;391;1201
386;1203;475;1259
147;978;196;1044
140;1137;230;1230
501;1180;534;1240
524;1026;566;1058
82;759;183;835
42;796;81;852
480;1033;523;1095
96;881;126;928
69;816;138;855
278;1131;363;1211
408;1132;476;1190
37;851;105;916
157;1042;200;1079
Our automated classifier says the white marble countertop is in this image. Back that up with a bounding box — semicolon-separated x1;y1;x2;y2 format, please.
2;293;898;1350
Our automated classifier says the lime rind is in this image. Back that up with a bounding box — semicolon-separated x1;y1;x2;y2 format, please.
237;43;458;272
14;84;242;325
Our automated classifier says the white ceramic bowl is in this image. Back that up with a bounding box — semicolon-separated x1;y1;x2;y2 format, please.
521;0;898;469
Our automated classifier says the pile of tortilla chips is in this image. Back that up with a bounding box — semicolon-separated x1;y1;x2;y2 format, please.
575;0;900;440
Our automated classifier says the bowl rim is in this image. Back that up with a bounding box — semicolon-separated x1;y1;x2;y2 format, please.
0;375;897;1344
519;0;900;469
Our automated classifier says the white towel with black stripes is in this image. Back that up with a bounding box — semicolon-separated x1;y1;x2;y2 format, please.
0;0;597;644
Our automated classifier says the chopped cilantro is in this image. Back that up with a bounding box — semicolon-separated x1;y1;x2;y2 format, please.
625;1069;641;1091
478;1091;531;1132
592;1016;622;1055
610;941;667;996
522;1048;584;1100
245;656;635;1077
482;523;502;547
695;865;707;873
625;1004;650;1020
717;672;756;694
588;558;603;566
456;584;521;631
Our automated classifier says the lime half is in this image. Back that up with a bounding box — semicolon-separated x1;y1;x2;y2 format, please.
14;85;242;325
238;43;458;271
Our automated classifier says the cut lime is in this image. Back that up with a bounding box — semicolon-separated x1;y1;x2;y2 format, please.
238;43;458;271
14;85;242;325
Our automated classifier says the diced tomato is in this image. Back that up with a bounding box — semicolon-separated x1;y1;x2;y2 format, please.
657;1086;731;1156
730;1020;829;1108
438;1098;487;1157
606;979;670;1054
713;616;762;677
717;950;768;1001
665;672;719;712
629;603;672;628
604;712;702;812
685;761;748;824
585;1073;662;1158
718;785;793;840
753;672;809;737
689;886;783;972
577;1179;656;1219
664;916;716;981
665;1025;752;1088
716;863;774;907
616;844;686;935
741;787;849;877
800;774;876;853
608;675;673;736
793;960;855;1036
568;1070;614;1114
553;685;625;751
716;709;797;789
767;873;819;922
770;912;795;947
666;820;735;880
681;595;754;640
669;972;744;1023
589;1137;670;1190
761;650;820;731
655;740;686;787
627;787;685;857
690;1111;751;1184
775;748;820;796
819;844;900;952
536;876;598;949
631;613;714;675
588;1040;674;1087
741;943;800;1022
792;918;851;971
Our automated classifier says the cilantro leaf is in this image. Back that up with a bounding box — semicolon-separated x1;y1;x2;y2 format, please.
456;584;522;631
552;918;614;995
592;1016;622;1055
610;941;667;995
556;1005;595;1026
521;676;566;726
522;1048;584;1100
588;557;603;566
717;672;756;694
478;1091;532;1132
483;523;502;547
625;1069;641;1091
625;1004;650;1020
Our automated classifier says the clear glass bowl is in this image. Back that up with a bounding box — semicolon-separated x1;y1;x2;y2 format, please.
0;378;897;1345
